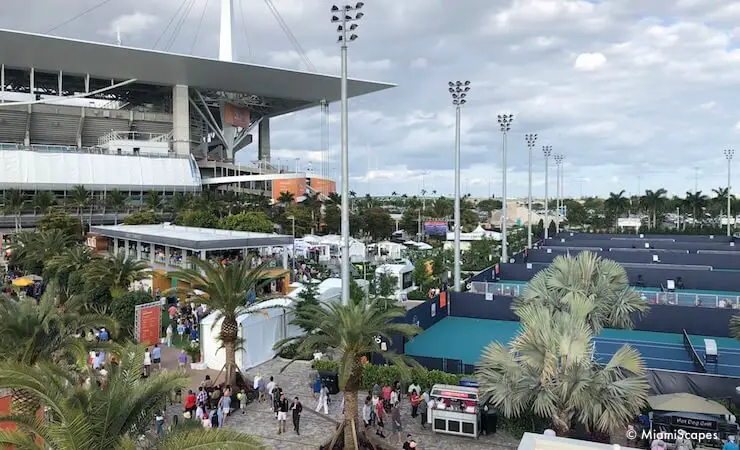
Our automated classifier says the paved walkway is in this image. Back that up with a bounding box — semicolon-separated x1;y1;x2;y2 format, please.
159;346;520;450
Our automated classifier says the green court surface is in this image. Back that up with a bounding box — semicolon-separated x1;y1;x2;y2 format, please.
405;317;740;368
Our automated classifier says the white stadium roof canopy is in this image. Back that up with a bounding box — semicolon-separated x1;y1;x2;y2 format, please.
0;28;394;106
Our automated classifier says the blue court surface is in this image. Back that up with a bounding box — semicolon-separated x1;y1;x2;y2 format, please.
405;317;740;377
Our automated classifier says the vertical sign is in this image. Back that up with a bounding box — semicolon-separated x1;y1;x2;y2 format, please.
135;301;162;346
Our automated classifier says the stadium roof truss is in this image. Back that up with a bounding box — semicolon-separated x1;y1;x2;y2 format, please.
0;28;395;117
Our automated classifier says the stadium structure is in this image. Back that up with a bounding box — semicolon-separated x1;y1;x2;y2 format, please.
0;1;393;207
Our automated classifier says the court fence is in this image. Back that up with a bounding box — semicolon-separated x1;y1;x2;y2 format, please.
469;281;740;309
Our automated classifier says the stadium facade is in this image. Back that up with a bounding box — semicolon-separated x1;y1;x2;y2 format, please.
0;8;393;204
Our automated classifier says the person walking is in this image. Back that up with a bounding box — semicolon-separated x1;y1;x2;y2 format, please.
374;395;386;438
315;383;329;414
277;392;289;434
155;411;165;437
290;396;303;435
165;324;173;347
418;394;428;429
267;376;277;406
362;396;372;429
183;390;196;419
390;402;403;445
151;344;162;371
143;347;152;377
410;390;420;418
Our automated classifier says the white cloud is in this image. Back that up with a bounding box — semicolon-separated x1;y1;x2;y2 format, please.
410;57;428;69
574;52;607;71
104;12;158;37
266;49;392;74
699;101;716;110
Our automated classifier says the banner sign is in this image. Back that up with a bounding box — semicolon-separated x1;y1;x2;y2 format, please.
223;103;251;128
134;301;162;346
424;221;448;235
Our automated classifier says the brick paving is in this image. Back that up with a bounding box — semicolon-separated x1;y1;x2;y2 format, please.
160;346;520;450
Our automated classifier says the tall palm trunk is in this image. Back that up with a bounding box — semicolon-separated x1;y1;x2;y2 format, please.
343;390;359;448
221;316;239;387
11;388;39;418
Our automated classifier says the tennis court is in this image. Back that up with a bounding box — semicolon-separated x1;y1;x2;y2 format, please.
405;317;740;377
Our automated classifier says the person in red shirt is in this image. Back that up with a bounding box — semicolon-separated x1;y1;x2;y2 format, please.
375;397;385;438
184;389;197;419
410;391;420;418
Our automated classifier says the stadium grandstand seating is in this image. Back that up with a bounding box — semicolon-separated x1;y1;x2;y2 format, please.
524;249;740;270
0;107;28;143
30;110;79;145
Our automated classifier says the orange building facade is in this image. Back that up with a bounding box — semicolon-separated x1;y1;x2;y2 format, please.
272;176;337;202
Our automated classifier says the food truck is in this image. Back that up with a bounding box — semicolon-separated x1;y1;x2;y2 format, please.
430;384;481;438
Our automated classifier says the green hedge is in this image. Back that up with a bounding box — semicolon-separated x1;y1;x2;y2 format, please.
312;360;463;392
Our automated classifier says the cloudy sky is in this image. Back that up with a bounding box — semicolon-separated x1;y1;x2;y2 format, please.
3;0;740;198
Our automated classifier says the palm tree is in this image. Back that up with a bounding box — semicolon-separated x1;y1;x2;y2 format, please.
46;245;96;279
640;188;667;229
8;229;74;274
477;297;648;436
0;284;118;416
86;251;150;298
514;251;649;334
277;191;295;205
0;345;262;449
712;187;731;220
145;190;163;212
169;192;189;216
69;185;90;232
3;189;25;231
31;191;54;216
684;191;708;228
604;190;630;228
106;189;127;225
169;257;273;387
276;296;420;447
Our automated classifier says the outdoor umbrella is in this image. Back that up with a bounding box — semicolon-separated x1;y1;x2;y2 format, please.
647;393;731;416
11;278;34;287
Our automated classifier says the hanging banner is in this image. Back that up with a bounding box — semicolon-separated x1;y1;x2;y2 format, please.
134;301;162;346
223;103;251;128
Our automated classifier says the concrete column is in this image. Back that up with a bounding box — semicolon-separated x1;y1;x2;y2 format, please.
182;250;188;268
200;250;206;260
150;243;155;265
124;239;130;258
172;85;191;156
136;240;142;260
282;246;288;269
165;246;171;266
258;118;271;161
113;238;119;254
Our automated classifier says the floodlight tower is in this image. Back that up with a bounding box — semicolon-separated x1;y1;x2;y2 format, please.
448;80;470;291
554;154;564;234
219;0;234;62
725;148;735;237
497;114;514;263
525;133;537;248
542;145;552;239
331;2;364;305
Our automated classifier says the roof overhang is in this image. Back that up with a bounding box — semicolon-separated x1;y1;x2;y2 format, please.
89;226;294;250
0;28;395;110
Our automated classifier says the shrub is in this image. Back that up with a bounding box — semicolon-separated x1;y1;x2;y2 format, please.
310;360;463;391
312;359;339;372
278;342;313;361
406;289;427;301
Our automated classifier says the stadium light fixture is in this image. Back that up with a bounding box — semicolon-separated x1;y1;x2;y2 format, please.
525;133;538;249
497;114;514;263
448;80;471;292
542;145;553;239
332;3;365;306
553;153;565;234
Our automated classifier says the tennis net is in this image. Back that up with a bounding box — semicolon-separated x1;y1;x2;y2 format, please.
683;329;707;373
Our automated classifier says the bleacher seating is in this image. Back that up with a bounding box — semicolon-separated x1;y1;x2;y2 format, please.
82;116;130;147
30;112;79;145
0;108;28;143
131;120;172;136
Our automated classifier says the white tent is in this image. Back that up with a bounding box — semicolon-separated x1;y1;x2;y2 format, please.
375;259;415;296
376;241;407;260
200;298;302;372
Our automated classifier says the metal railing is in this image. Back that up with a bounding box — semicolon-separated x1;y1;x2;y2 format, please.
0;142;188;159
469;281;740;309
98;130;173;146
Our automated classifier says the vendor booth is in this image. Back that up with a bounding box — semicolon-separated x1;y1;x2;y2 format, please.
200;298;302;371
648;393;738;446
430;384;481;438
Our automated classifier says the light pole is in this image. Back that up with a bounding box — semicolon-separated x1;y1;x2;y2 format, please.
448;80;470;291
525;133;537;248
331;2;363;305
554;154;564;234
497;114;514;263
725;148;734;237
542;145;552;239
287;215;296;275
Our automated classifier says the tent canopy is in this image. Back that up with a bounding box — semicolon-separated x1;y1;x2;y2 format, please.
647;393;731;416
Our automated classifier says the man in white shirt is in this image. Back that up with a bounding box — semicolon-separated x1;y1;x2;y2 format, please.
407;382;421;396
267;376;277;404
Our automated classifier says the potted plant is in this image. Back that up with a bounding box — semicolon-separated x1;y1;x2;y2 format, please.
185;340;201;367
312;359;340;395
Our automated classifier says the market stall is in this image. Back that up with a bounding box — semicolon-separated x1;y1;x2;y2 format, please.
430;384;481;438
